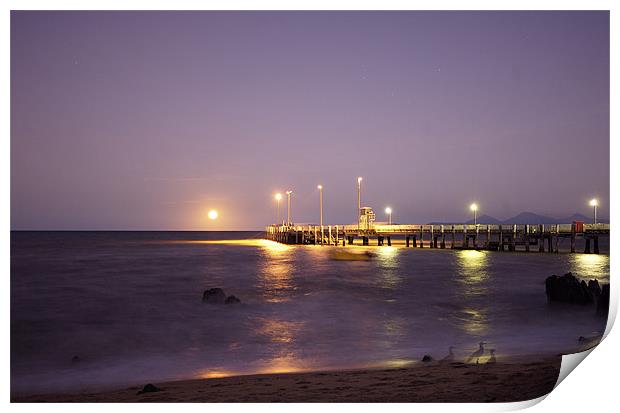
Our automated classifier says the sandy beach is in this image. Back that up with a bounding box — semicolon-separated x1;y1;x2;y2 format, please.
13;356;561;403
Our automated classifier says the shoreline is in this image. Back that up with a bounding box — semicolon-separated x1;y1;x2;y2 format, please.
13;356;562;403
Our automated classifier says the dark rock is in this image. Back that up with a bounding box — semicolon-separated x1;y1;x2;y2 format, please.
225;295;241;305
71;355;80;364
597;284;610;315
202;288;226;304
421;355;433;362
588;279;602;297
545;272;594;304
137;383;161;395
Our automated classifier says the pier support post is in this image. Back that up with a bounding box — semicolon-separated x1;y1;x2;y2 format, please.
387;237;392;246
451;226;456;249
554;235;559;253
419;228;424;248
594;237;599;254
348;236;353;245
412;235;417;247
362;236;369;246
525;225;530;252
430;226;434;248
406;236;410;247
378;236;383;246
585;238;591;254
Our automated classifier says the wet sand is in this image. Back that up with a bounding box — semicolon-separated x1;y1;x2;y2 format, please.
13;356;561;403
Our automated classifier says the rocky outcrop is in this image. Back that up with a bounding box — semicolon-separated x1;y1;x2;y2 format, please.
545;272;594;304
137;383;161;395
225;295;241;305
421;355;433;362
597;284;610;315
202;288;242;305
202;288;227;304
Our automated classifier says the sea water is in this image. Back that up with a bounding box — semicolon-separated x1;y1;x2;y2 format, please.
10;231;609;395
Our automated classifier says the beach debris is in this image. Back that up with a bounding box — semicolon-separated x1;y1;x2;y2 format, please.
71;355;81;364
466;342;486;364
421;355;433;362
225;295;241;305
202;288;227;304
487;349;497;364
545;273;595;304
137;383;161;395
440;346;455;363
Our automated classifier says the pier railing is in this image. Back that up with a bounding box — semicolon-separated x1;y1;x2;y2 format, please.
265;222;609;254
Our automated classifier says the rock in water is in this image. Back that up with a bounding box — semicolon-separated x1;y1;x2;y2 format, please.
202;288;226;304
421;355;433;362
545;272;594;304
137;383;161;395
588;279;602;297
225;295;241;304
597;284;610;315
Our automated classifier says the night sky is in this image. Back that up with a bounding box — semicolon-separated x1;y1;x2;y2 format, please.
11;11;609;230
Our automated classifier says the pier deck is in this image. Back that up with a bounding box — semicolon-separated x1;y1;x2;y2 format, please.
266;223;609;254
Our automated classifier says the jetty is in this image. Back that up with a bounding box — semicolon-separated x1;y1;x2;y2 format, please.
266;222;609;254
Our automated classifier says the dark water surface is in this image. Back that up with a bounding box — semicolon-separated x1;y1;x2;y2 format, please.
11;231;609;395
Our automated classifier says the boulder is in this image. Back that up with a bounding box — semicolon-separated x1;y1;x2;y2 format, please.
545;272;594;304
225;295;241;305
588;279;602;297
421;355;433;362
137;383;161;395
202;288;226;304
597;284;610;315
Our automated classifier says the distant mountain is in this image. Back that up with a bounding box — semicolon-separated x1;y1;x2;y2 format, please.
437;211;609;225
501;212;558;224
464;214;502;224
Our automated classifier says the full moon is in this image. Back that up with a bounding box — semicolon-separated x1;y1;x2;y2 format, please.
208;210;218;220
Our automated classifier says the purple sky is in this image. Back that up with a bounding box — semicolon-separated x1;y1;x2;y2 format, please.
11;11;609;230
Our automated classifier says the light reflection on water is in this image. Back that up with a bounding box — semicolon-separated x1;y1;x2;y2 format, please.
257;241;295;303
570;254;609;282
454;250;490;335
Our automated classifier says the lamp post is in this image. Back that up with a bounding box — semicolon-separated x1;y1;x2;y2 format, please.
470;203;478;225
274;193;282;225
385;207;392;225
286;190;293;225
357;177;363;228
317;185;323;227
590;199;598;224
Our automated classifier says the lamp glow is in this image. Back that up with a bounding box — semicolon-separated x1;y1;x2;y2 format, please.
208;210;218;220
470;203;478;212
590;199;598;207
275;193;282;201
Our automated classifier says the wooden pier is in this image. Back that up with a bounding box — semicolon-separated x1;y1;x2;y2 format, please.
265;223;610;254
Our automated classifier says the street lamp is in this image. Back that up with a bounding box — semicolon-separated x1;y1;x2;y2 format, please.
589;199;598;224
357;177;363;228
385;207;392;225
317;185;323;227
286;190;293;225
470;203;478;225
274;193;282;225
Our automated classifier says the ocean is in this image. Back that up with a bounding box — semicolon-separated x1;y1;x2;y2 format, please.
11;231;609;395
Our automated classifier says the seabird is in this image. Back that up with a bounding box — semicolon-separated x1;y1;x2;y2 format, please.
466;342;486;364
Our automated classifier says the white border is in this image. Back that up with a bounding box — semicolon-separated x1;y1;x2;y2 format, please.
3;1;616;412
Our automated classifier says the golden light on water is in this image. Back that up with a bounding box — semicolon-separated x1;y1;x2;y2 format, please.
455;249;490;334
207;209;218;220
571;253;609;281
